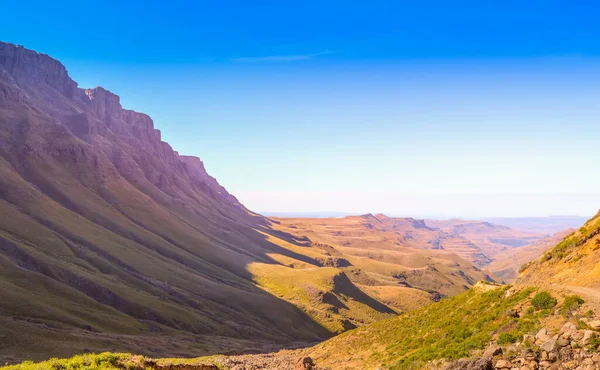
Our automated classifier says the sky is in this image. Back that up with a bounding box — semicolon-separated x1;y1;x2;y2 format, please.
2;1;600;217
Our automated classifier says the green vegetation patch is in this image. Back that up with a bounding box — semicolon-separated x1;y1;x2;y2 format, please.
531;291;557;311
0;353;139;370
312;286;541;369
561;295;585;317
497;332;518;345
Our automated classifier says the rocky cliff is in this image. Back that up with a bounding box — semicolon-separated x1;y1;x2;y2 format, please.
0;41;334;363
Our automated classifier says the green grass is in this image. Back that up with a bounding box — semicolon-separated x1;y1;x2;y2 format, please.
310;285;543;369
542;211;600;262
497;332;518;345
248;263;395;333
561;295;585;317
1;353;232;370
0;353;138;370
531;291;557;311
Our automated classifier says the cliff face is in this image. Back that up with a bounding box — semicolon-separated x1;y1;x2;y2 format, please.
0;41;332;362
0;42;240;206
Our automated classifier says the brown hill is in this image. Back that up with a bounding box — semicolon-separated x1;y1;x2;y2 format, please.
269;215;496;305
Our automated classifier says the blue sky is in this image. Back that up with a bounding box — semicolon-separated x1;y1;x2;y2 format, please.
3;1;600;217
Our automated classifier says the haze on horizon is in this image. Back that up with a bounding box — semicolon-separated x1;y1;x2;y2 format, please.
3;1;600;218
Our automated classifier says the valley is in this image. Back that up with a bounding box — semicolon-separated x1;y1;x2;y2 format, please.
0;40;598;370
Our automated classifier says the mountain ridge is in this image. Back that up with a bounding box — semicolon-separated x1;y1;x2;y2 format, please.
0;40;341;362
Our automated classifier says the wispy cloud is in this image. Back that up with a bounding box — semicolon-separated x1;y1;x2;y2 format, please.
231;50;335;63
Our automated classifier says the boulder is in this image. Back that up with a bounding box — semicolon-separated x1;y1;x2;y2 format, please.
494;359;511;369
538;360;552;368
444;357;493;370
582;330;595;345
484;344;503;357
560;323;577;333
541;340;557;352
588;320;600;330
536;328;548;339
295;356;315;370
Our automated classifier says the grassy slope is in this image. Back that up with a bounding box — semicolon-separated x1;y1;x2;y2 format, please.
306;285;540;370
270;216;495;299
5;285;544;370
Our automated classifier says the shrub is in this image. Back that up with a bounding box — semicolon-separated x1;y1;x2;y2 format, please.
497;332;518;345
531;291;557;310
519;263;529;273
526;307;535;315
588;333;600;352
561;295;584;316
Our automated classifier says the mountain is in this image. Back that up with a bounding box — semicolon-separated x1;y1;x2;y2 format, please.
486;229;574;282
267;214;495;309
0;41;508;365
483;216;588;234
0;42;394;363
425;219;544;261
299;213;600;369
519;210;600;287
4;41;594;369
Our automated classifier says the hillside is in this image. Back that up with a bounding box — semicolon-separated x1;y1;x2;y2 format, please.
1;41;524;365
264;215;495;313
519;210;600;287
0;42;404;363
14;282;600;370
487;229;574;282
2;41;591;369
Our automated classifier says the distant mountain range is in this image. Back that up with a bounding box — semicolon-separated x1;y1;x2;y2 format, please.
263;213;588;235
482;216;589;234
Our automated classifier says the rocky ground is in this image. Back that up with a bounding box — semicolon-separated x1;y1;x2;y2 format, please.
436;319;600;370
148;351;321;370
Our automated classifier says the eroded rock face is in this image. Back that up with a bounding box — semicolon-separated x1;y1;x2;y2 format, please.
0;42;78;98
0;41;242;209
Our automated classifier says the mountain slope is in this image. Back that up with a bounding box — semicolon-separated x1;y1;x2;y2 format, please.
519;210;600;287
269;215;495;305
0;42;351;362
